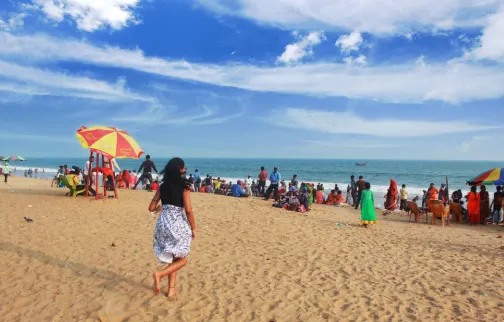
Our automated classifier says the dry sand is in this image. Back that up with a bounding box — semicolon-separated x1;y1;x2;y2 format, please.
1;176;504;322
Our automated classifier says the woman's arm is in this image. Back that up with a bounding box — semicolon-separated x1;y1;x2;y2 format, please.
148;189;161;212
183;189;197;232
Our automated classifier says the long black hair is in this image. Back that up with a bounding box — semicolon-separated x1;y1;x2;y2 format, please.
160;157;189;193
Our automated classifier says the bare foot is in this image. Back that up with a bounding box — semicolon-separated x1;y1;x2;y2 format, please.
152;273;160;295
167;287;179;299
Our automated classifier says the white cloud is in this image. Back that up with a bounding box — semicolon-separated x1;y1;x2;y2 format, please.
465;8;504;62
343;54;367;66
29;0;142;32
335;31;363;53
270;108;499;137
198;0;501;35
113;105;245;125
0;13;26;31
0;60;151;102
456;135;492;153
277;31;325;64
4;32;504;103
416;55;426;67
0;131;75;143
302;140;402;149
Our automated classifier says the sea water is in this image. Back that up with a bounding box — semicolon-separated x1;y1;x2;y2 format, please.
10;157;502;206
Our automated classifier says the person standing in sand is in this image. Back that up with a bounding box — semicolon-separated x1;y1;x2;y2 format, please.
426;183;439;209
350;175;357;207
479;185;490;225
360;182;377;227
264;167;280;201
384;179;398;211
134;155;158;190
2;161;10;183
354;176;366;210
149;158;197;298
467;186;480;226
258;166;267;196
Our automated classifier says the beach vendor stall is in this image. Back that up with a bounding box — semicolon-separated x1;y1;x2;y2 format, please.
76;126;144;200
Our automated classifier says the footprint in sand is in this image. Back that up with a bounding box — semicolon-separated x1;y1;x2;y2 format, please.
98;297;130;322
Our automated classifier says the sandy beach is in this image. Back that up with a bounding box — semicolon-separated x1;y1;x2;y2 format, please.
1;177;504;322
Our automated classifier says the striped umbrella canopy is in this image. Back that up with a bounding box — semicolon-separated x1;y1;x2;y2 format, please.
1;156;26;161
76;126;143;159
467;168;504;186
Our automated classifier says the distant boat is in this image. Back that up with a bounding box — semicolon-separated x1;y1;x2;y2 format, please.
355;162;368;166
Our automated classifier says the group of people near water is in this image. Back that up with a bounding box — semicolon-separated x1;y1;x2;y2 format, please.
382;179;503;225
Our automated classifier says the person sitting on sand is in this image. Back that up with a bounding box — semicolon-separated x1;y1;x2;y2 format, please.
67;170;96;196
142;177;151;191
287;192;300;211
151;179;160;191
315;187;325;204
214;177;222;194
149;157;196;298
231;180;248;197
251;180;259;197
299;186;311;212
325;190;338;205
360;182;377;227
335;190;346;207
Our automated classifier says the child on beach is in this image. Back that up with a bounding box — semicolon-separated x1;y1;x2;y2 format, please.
360;182;377;227
149;157;197;298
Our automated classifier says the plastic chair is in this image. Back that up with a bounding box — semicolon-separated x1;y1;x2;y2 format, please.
430;201;450;226
408;201;428;223
59;175;86;197
449;202;464;223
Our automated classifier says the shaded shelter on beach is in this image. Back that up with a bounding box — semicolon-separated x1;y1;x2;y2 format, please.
76;126;144;200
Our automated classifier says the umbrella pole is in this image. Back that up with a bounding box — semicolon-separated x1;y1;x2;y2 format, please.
111;160;118;199
95;153;100;200
85;151;92;197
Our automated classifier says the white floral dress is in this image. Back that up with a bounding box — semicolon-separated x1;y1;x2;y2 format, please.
153;204;192;264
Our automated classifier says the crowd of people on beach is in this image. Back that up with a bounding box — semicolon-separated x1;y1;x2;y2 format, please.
381;178;503;225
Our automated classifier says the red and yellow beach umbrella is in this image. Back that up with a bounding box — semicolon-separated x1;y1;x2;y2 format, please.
467;168;504;186
76;126;143;159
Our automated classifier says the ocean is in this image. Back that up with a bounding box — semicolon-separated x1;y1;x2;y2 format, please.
9;157;501;206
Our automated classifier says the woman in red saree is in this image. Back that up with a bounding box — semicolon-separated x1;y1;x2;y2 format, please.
467;186;481;225
384;179;398;210
479;185;490;225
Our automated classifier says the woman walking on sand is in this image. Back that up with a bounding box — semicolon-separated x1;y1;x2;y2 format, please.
360;182;377;227
149;157;197;298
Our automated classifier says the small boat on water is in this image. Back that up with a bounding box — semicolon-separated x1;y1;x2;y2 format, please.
355;162;368;167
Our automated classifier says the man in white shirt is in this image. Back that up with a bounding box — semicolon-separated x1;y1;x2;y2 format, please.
84;156;94;185
245;174;253;196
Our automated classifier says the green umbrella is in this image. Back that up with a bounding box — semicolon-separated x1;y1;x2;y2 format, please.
2;156;26;161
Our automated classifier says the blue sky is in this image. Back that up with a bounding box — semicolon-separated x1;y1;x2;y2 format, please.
0;0;503;160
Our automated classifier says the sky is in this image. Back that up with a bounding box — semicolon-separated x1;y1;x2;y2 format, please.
0;0;503;160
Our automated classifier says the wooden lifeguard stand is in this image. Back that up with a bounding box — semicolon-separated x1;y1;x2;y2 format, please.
85;151;118;200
